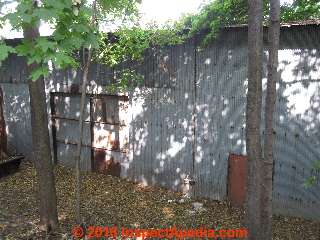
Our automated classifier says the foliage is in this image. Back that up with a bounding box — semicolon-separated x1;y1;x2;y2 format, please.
107;69;144;93
281;0;320;22
1;0;319;86
178;0;320;46
179;0;269;46
304;160;320;188
0;0;141;81
97;23;185;92
0;43;15;63
99;24;184;66
0;0;182;92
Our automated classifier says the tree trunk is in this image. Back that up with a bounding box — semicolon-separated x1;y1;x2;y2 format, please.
245;0;264;239
261;0;280;239
23;17;58;231
75;48;92;224
75;0;96;224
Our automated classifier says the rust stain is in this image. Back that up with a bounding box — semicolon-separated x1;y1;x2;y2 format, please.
107;134;120;151
227;153;248;207
110;139;120;151
94;150;121;177
94;149;106;172
105;156;121;177
70;83;79;93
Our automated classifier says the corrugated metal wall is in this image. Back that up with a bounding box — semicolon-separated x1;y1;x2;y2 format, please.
271;26;320;220
126;40;195;193
0;25;319;220
52;94;92;171
194;29;247;200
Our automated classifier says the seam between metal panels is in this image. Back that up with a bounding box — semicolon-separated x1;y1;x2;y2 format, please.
192;39;197;180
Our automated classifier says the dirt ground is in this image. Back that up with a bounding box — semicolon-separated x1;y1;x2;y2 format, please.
0;161;319;239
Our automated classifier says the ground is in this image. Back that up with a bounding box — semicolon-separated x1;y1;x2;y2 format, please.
0;161;319;239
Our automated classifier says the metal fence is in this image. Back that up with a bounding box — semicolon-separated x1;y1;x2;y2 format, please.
1;24;320;220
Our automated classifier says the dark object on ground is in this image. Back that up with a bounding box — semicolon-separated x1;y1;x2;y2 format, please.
0;154;24;177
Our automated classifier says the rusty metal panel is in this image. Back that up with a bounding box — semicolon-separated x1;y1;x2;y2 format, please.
90;95;129;177
51;93;92;170
51;93;130;175
227;154;248;207
92;123;128;151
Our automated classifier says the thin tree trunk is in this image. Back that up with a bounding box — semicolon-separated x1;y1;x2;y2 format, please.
261;0;280;238
23;4;58;230
245;0;264;239
75;0;96;224
75;47;92;224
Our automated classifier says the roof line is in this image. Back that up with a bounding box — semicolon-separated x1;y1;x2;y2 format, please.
226;19;320;28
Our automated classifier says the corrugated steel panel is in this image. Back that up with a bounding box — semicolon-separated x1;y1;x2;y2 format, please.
193;30;247;200
126;40;195;193
56;142;91;171
271;28;320;218
1;25;319;220
0;83;32;158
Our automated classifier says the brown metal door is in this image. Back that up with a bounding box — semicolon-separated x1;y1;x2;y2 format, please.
91;95;129;177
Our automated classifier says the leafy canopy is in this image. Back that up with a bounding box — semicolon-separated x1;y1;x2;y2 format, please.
0;0;141;80
1;0;319;86
179;0;320;45
281;0;320;22
97;22;185;92
0;0;183;91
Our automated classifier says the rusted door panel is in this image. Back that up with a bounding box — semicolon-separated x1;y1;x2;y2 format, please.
92;123;129;151
92;96;129;177
227;153;247;207
51;93;129;175
92;97;128;125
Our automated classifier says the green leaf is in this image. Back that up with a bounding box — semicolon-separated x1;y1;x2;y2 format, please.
45;0;70;11
53;52;77;69
16;41;33;56
35;38;57;52
304;176;317;188
0;44;16;62
30;66;49;81
312;160;320;170
33;8;58;22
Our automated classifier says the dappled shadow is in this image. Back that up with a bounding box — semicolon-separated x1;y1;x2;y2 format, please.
1;25;320;221
0;52;32;158
271;26;320;220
